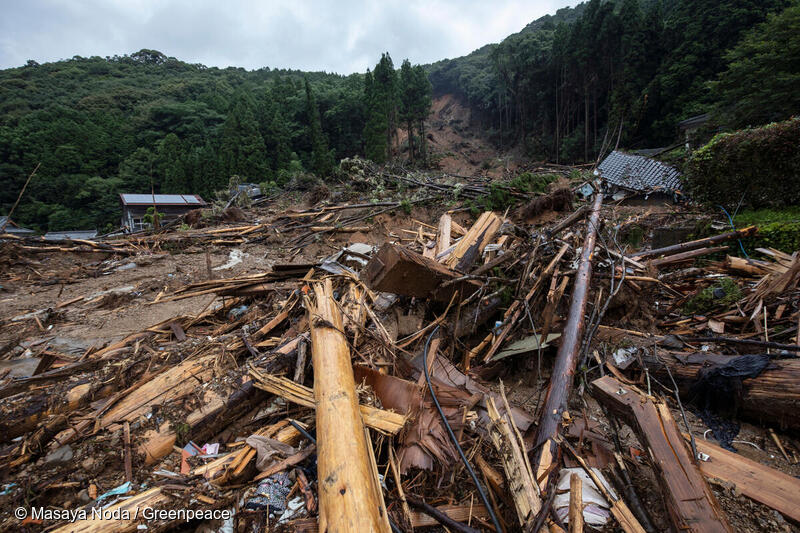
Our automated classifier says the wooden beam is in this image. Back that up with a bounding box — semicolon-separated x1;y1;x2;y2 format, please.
591;376;732;533
691;436;800;523
307;279;391;533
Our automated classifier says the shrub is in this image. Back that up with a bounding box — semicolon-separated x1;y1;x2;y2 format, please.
683;278;742;315
685;117;800;209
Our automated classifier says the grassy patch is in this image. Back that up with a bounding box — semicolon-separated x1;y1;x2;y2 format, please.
734;208;800;254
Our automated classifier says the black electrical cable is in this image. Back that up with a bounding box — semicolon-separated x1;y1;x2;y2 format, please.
422;325;503;533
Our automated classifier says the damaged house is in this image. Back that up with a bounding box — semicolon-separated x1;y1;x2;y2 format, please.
596;150;683;202
120;193;207;231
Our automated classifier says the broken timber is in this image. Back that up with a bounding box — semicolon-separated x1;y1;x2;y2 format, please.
486;395;542;530
362;243;480;301
692;435;800;523
306;279;391;533
530;193;603;471
591;376;732;533
630;226;757;260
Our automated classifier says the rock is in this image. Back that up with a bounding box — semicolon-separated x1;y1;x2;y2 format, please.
45;445;73;464
81;457;95;471
78;489;91;503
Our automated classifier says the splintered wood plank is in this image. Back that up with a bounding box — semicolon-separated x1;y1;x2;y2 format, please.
692;437;800;523
591;376;732;533
250;366;407;435
444;211;502;272
486;396;541;529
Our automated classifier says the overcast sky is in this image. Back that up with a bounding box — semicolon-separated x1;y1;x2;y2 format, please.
0;0;575;73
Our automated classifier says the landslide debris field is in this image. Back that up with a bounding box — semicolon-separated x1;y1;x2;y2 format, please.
1;165;799;533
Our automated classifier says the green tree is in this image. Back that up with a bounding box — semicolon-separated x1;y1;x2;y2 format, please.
304;78;333;176
157;133;188;193
363;69;388;162
399;60;433;164
118;147;155;193
218;91;268;182
711;1;800;128
363;53;398;162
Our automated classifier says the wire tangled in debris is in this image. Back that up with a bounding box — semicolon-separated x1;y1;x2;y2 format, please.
423;325;503;533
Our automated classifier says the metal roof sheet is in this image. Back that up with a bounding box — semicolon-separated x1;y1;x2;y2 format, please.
597;151;683;193
44;230;98;241
119;194;205;206
0;216;35;234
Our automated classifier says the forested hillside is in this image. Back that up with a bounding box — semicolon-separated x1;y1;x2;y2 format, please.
0;50;430;231
428;0;798;161
1;0;798;232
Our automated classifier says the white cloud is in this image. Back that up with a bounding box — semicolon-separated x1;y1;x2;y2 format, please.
0;0;575;72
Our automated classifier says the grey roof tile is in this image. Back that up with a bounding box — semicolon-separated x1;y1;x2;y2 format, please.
597;151;682;193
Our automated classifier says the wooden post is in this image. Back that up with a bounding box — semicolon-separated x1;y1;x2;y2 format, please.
307;279;391;533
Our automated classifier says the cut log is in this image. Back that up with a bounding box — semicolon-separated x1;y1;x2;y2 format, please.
645;351;800;431
650;246;729;267
306;278;391;533
591;376;732;533
529;193;603;474
631;226;758;260
361;243;480;302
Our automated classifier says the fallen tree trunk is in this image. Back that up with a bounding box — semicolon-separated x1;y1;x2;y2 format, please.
529;193;603;473
645;351;800;431
307;279;391;533
591;376;732;533
631;226;758;260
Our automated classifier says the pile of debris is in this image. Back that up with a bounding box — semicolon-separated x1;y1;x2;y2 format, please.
1;176;799;533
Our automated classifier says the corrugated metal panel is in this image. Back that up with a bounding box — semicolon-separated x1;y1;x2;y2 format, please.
597;151;682;193
0;216;36;234
119;194;205;205
44;230;98;241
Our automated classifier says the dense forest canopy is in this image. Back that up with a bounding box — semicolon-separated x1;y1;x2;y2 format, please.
428;0;797;160
0;50;430;231
1;0;798;231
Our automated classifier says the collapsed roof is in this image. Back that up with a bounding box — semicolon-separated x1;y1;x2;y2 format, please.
596;150;682;195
